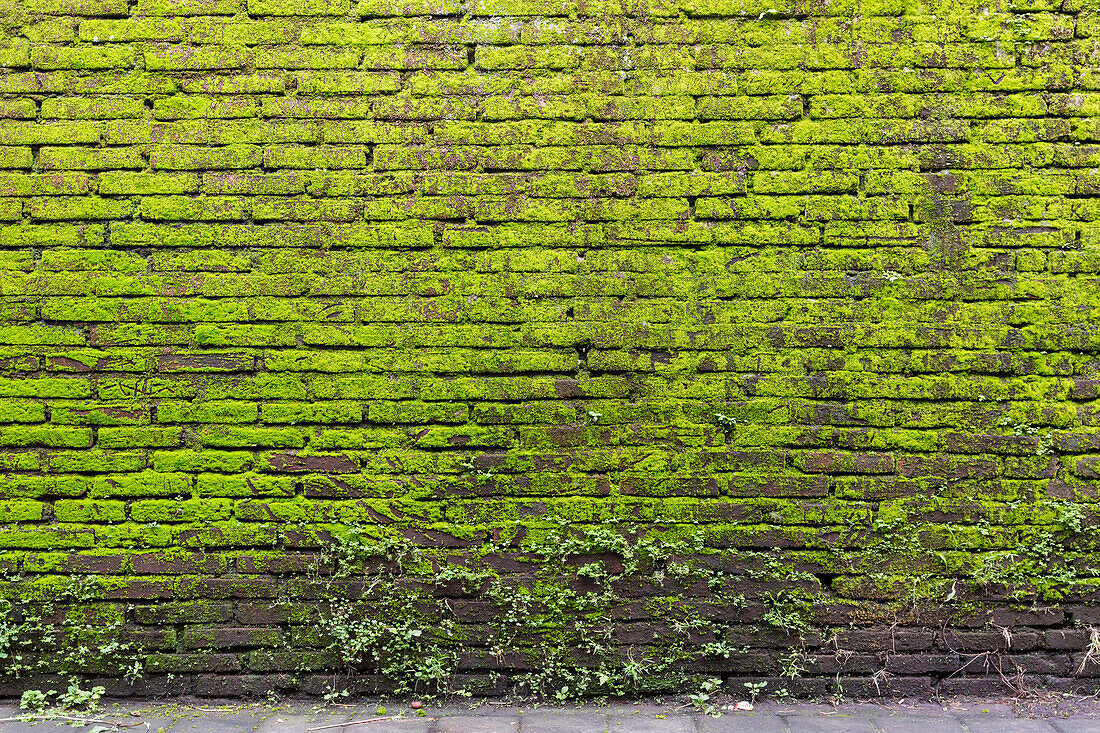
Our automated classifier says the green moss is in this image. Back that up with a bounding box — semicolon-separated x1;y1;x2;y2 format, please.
3;0;1100;699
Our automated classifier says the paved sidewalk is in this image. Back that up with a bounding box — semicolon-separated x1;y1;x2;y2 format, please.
3;699;1100;732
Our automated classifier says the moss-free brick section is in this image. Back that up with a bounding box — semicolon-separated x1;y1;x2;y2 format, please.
2;0;1100;702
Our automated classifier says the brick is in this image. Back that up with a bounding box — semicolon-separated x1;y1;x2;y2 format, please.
0;147;33;168
256;46;361;70
139;195;251;221
55;499;125;522
149;145;263;169
266;145;369;168
0;173;95;196
248;0;351;14
39;146;144;171
294;71;402;94
41;97;144;119
25;0;128;13
100;172;200;195
27;196;133;220
145;46;250;71
178;74;286;94
0;123;102;146
32;45;135;70
135;0;242;13
260;97;373;118
152;95;259;120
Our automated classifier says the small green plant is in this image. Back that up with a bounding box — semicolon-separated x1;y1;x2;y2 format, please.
19;688;54;714
830;675;845;705
1056;501;1085;534
321;685;349;705
322;595;458;695
714;413;737;433
60;575;102;604
324;528;423;578
779;650;809;680
701;640;744;659
121;657;144;684
762;590;811;634
743;680;767;703
57;677;105;712
434;563;494;593
457;455;494;479
688;677;723;716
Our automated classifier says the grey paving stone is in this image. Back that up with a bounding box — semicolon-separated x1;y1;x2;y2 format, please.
872;715;966;733
833;704;902;717
254;712;351;732
607;714;695;732
436;714;522;733
960;719;1060;733
878;704;950;716
1050;720;1100;733
138;713;206;731
159;715;258;732
328;718;432;733
786;713;877;733
10;700;1100;733
697;712;789;732
946;703;1015;717
520;711;609;733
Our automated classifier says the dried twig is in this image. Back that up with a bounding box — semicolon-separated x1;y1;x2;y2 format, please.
0;714;144;728
871;668;893;695
306;716;436;731
1077;626;1100;675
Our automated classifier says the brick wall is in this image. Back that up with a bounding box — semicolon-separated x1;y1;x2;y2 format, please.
1;0;1100;701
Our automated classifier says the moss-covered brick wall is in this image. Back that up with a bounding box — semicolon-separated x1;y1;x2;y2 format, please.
2;0;1100;703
